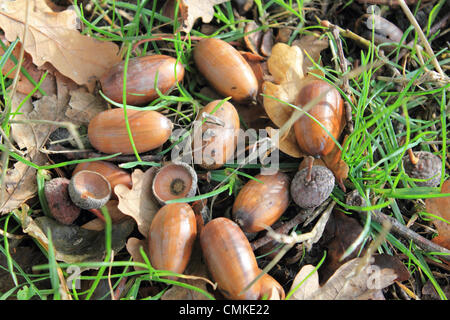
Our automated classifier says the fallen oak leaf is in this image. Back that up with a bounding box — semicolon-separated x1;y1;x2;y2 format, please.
0;0;121;87
162;0;229;33
425;179;450;250
115;168;160;237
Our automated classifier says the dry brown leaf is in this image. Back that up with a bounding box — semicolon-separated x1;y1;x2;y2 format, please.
65;88;108;125
289;256;398;300
266;126;304;158
0;0;121;87
425;179;450;250
292;33;329;76
115;168;160;237
163;0;228;33
126;237;148;271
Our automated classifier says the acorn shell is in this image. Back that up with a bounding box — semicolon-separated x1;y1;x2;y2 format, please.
232;172;290;233
200;217;261;300
73;161;132;198
193;100;240;170
148;203;197;278
88;108;173;155
44;178;81;225
152;162;198;205
100;55;185;105
68;170;112;210
403;151;442;187
293;79;345;158
194;38;258;102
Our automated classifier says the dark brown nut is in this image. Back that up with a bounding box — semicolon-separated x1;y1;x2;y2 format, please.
148;203;197;279
293;79;345;158
88;108;173;155
403;151;442;187
200;217;261;300
258;271;285;300
193;100;240;170
291;165;335;208
232;172;290;233
100;55;185;105
68;170;112;210
44;177;81;225
194;38;258;102
151;162;197;205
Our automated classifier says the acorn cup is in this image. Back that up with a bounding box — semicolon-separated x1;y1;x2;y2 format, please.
68;170;112;210
151;162;198;205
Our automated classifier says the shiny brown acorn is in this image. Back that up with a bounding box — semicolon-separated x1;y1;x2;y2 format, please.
100;55;185;105
152;162;198;205
258;272;285;300
194;100;240;170
73;161;132;198
88;108;173;155
200;217;262;300
293;79;345;158
148;203;197;279
194;38;258;102
232;172;290;233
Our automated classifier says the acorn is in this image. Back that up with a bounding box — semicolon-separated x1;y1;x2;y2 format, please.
403;151;441;187
258;272;285;300
100;55;185;105
72;161;132;198
68;170;112;210
148;203;197;279
193;100;240;170
194;38;258;102
291;165;335;208
293;79;345;159
151;162;197;205
200;217;262;300
88;108;173;155
232;172;290;233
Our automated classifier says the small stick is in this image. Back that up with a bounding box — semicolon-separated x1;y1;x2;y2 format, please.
407;148;419;165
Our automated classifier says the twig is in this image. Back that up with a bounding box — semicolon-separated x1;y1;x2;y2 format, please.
370;210;450;262
397;0;445;77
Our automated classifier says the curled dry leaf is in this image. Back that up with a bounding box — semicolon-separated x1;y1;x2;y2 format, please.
163;0;229;33
289;256;398;300
65;88;108;126
425;179;450;250
0;0;121;87
115;168;160;237
292;33;329;76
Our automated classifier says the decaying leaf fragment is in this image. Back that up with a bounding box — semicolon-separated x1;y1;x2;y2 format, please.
289;256;399;300
0;0;121;87
425;179;450;250
115;168;160;237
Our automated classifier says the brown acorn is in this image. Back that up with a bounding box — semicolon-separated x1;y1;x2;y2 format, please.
200;217;262;300
193;100;240;170
232;172;290;233
148;203;197;279
152;162;198;205
194;38;258;102
258;272;285;300
100;55;185;105
88;108;173;155
291;165;335;208
293;79;345;158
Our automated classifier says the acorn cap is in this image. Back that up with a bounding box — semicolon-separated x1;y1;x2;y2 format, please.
290;165;335;208
68;170;112;210
403;151;441;187
152;162;197;205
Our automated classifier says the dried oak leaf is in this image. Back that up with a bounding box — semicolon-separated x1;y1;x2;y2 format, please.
115;168;160;237
163;0;229;33
292;33;329;76
425;179;450;250
65;87;108;126
0;0;121;87
289;256;398;300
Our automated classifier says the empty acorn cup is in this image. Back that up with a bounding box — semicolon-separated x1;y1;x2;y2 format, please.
68;170;112;210
152;162;197;205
